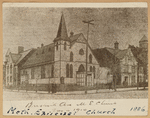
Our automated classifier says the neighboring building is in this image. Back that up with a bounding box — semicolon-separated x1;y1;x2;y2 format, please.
4;47;34;86
4;14;112;87
3;64;6;86
93;41;143;86
129;35;148;84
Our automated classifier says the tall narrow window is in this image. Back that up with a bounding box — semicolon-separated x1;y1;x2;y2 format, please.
64;42;66;50
7;66;9;74
10;76;12;82
31;68;34;79
93;66;95;78
7;77;9;83
10;65;12;74
56;42;58;50
14;68;16;79
42;49;44;54
70;64;73;78
66;64;70;77
70;52;73;62
51;65;54;78
89;54;92;63
41;65;45;79
90;66;92;72
132;66;135;73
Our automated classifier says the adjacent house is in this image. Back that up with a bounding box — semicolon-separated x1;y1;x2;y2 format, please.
93;41;144;86
129;35;148;84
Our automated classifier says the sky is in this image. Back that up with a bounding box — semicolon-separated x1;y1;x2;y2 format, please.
3;6;148;60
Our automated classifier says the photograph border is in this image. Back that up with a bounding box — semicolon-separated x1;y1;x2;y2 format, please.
1;0;150;117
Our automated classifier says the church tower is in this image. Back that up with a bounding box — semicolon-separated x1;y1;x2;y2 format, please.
53;13;70;79
139;35;148;50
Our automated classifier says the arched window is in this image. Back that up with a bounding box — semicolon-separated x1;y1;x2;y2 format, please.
51;65;54;78
70;52;73;62
90;66;92;72
64;42;66;50
66;64;70;77
70;64;73;78
56;42;58;50
78;64;85;72
89;54;92;63
79;49;84;55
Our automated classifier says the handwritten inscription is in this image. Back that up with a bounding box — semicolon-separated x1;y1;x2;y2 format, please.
27;100;116;108
130;106;145;112
86;108;116;115
7;107;116;116
6;100;117;116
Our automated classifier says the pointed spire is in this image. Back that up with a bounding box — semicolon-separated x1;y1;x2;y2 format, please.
54;13;69;42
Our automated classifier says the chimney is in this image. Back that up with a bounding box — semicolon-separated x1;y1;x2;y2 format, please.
41;43;44;47
114;41;119;49
18;46;24;53
70;31;74;37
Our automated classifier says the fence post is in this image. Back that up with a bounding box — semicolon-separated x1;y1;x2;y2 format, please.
49;77;50;93
36;78;37;93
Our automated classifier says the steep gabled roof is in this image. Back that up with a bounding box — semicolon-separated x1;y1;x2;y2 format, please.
10;53;21;63
6;49;11;56
105;48;128;59
21;43;54;68
70;33;82;42
93;47;129;67
15;49;33;65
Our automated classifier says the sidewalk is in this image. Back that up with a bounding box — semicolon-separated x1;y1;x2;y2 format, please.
4;87;148;95
55;87;148;95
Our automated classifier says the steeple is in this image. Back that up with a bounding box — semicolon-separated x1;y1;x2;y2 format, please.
54;13;69;42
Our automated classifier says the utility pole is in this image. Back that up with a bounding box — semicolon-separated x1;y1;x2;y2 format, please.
137;62;139;90
82;20;94;94
114;50;117;91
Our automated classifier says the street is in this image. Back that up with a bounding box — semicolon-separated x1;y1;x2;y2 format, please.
3;88;148;101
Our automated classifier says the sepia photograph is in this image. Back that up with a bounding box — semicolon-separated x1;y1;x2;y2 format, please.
2;2;148;116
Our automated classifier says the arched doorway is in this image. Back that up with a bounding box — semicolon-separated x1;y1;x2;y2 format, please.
76;64;85;86
78;64;85;72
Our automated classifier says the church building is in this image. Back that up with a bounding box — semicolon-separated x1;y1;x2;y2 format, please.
4;14;111;87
